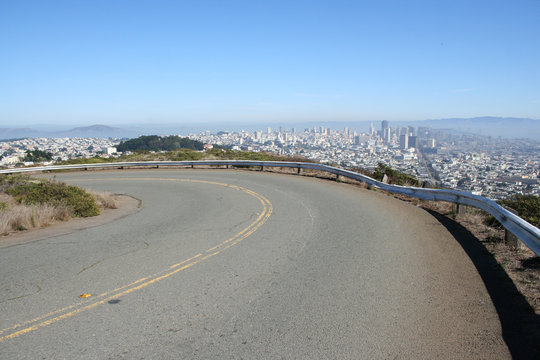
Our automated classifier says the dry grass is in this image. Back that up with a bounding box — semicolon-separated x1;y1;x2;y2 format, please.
87;190;117;210
0;202;72;235
0;189;117;236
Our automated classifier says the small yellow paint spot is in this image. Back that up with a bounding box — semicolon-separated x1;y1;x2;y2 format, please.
79;293;91;298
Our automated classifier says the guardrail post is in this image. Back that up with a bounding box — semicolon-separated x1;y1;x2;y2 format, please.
336;173;341;181
191;164;194;168
260;166;264;171
456;203;466;215
226;165;229;169
504;207;519;248
297;167;301;175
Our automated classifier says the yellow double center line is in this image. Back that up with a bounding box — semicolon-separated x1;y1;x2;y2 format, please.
0;178;273;341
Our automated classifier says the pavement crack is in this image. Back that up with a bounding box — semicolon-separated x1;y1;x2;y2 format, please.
0;284;42;303
77;241;151;275
228;212;258;233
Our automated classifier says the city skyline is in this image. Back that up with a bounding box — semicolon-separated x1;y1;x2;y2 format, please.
2;123;538;200
2;0;539;126
2;116;540;141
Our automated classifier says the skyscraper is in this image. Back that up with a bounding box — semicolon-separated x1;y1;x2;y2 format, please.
381;121;389;142
381;120;389;133
399;134;409;149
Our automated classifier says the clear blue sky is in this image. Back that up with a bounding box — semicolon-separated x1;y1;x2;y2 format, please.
1;0;539;126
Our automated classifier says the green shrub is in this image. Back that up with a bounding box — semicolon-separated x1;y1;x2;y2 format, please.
372;163;421;186
0;174;31;192
0;201;8;211
485;194;540;228
6;180;100;217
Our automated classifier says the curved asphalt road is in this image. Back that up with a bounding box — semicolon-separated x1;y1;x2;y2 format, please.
0;169;510;359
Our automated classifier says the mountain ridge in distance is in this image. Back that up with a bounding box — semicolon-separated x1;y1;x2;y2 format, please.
416;117;540;140
0;124;139;140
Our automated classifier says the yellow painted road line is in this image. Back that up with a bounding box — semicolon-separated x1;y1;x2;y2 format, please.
0;178;273;342
169;253;202;269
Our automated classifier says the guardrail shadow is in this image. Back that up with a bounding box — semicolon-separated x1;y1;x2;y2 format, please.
425;209;540;360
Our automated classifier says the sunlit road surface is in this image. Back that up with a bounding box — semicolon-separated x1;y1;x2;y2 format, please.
0;170;510;359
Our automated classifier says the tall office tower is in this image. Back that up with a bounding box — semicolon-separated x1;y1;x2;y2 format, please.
408;126;415;136
267;127;272;134
384;127;391;142
354;135;360;145
381;120;389;142
370;122;375;135
399;134;409;149
381;120;389;133
408;135;417;149
344;127;349;136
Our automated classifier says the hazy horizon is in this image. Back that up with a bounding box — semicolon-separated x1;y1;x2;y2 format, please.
2;116;540;142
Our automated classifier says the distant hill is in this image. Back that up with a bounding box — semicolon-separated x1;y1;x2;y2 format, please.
0;125;139;139
57;125;137;138
0;127;44;140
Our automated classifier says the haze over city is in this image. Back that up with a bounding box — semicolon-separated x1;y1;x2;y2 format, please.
2;0;539;128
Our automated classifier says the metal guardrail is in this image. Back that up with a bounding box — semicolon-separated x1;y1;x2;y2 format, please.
2;160;539;256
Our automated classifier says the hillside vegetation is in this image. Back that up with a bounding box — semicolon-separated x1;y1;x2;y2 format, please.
6;179;100;217
372;163;422;187
0;175;115;235
485;194;540;229
116;135;205;152
23;149;53;162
